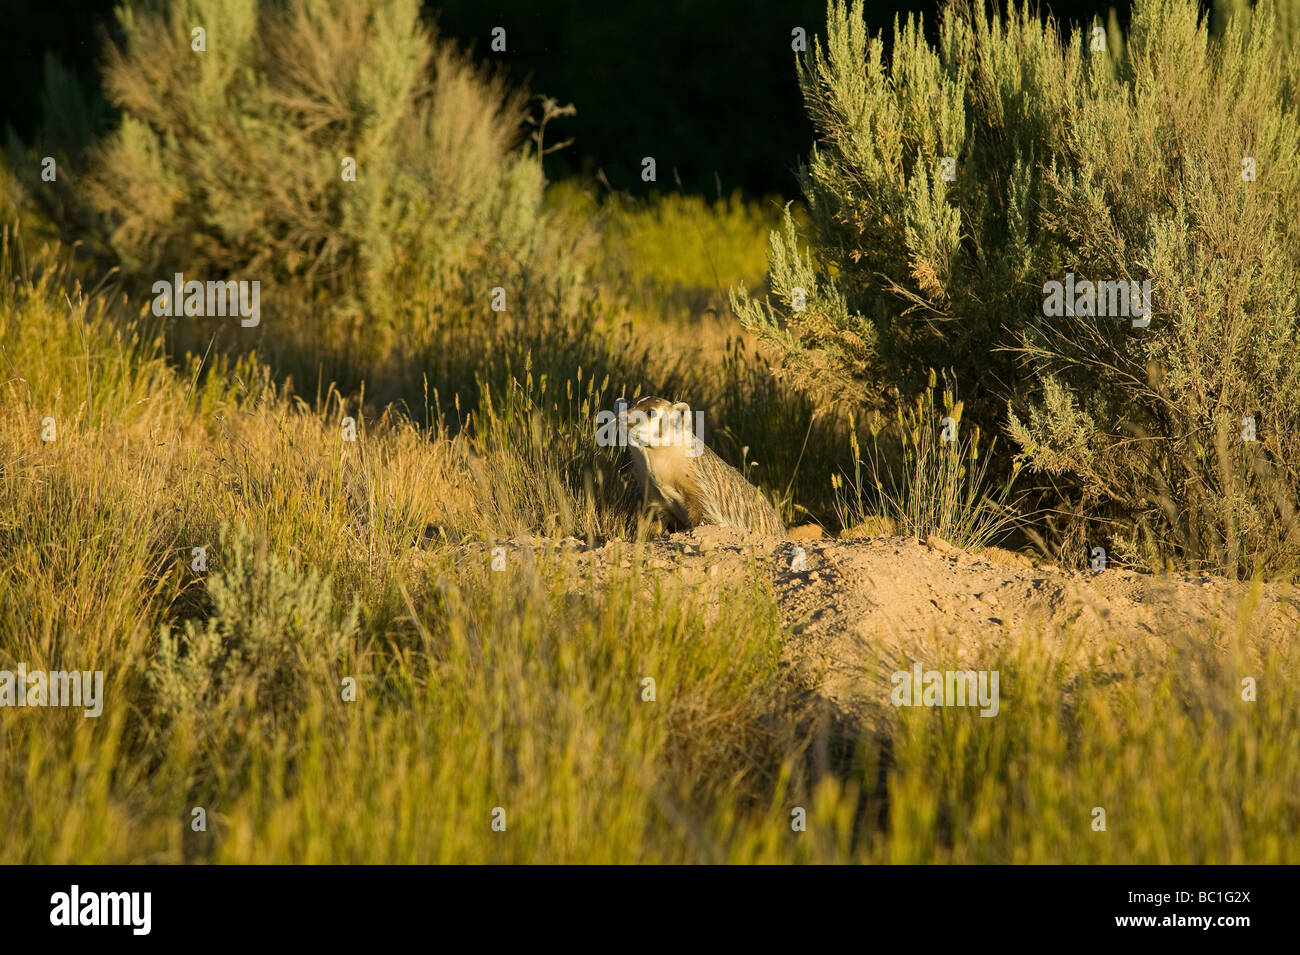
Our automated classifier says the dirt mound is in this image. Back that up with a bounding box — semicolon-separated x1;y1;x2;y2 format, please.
440;529;1300;722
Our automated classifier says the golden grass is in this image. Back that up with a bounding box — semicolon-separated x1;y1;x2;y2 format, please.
1;217;1297;864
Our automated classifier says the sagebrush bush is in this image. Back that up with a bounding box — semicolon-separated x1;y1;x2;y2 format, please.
734;0;1300;576
18;0;582;389
1009;0;1300;577
149;523;360;738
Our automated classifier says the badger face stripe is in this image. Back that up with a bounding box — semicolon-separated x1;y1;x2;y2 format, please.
624;409;658;448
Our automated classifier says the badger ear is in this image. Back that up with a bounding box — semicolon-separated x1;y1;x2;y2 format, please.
671;401;691;418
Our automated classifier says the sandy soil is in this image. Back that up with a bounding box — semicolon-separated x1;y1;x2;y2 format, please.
442;528;1300;723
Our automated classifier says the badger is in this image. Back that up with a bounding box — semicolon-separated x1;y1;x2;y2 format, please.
618;395;785;537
